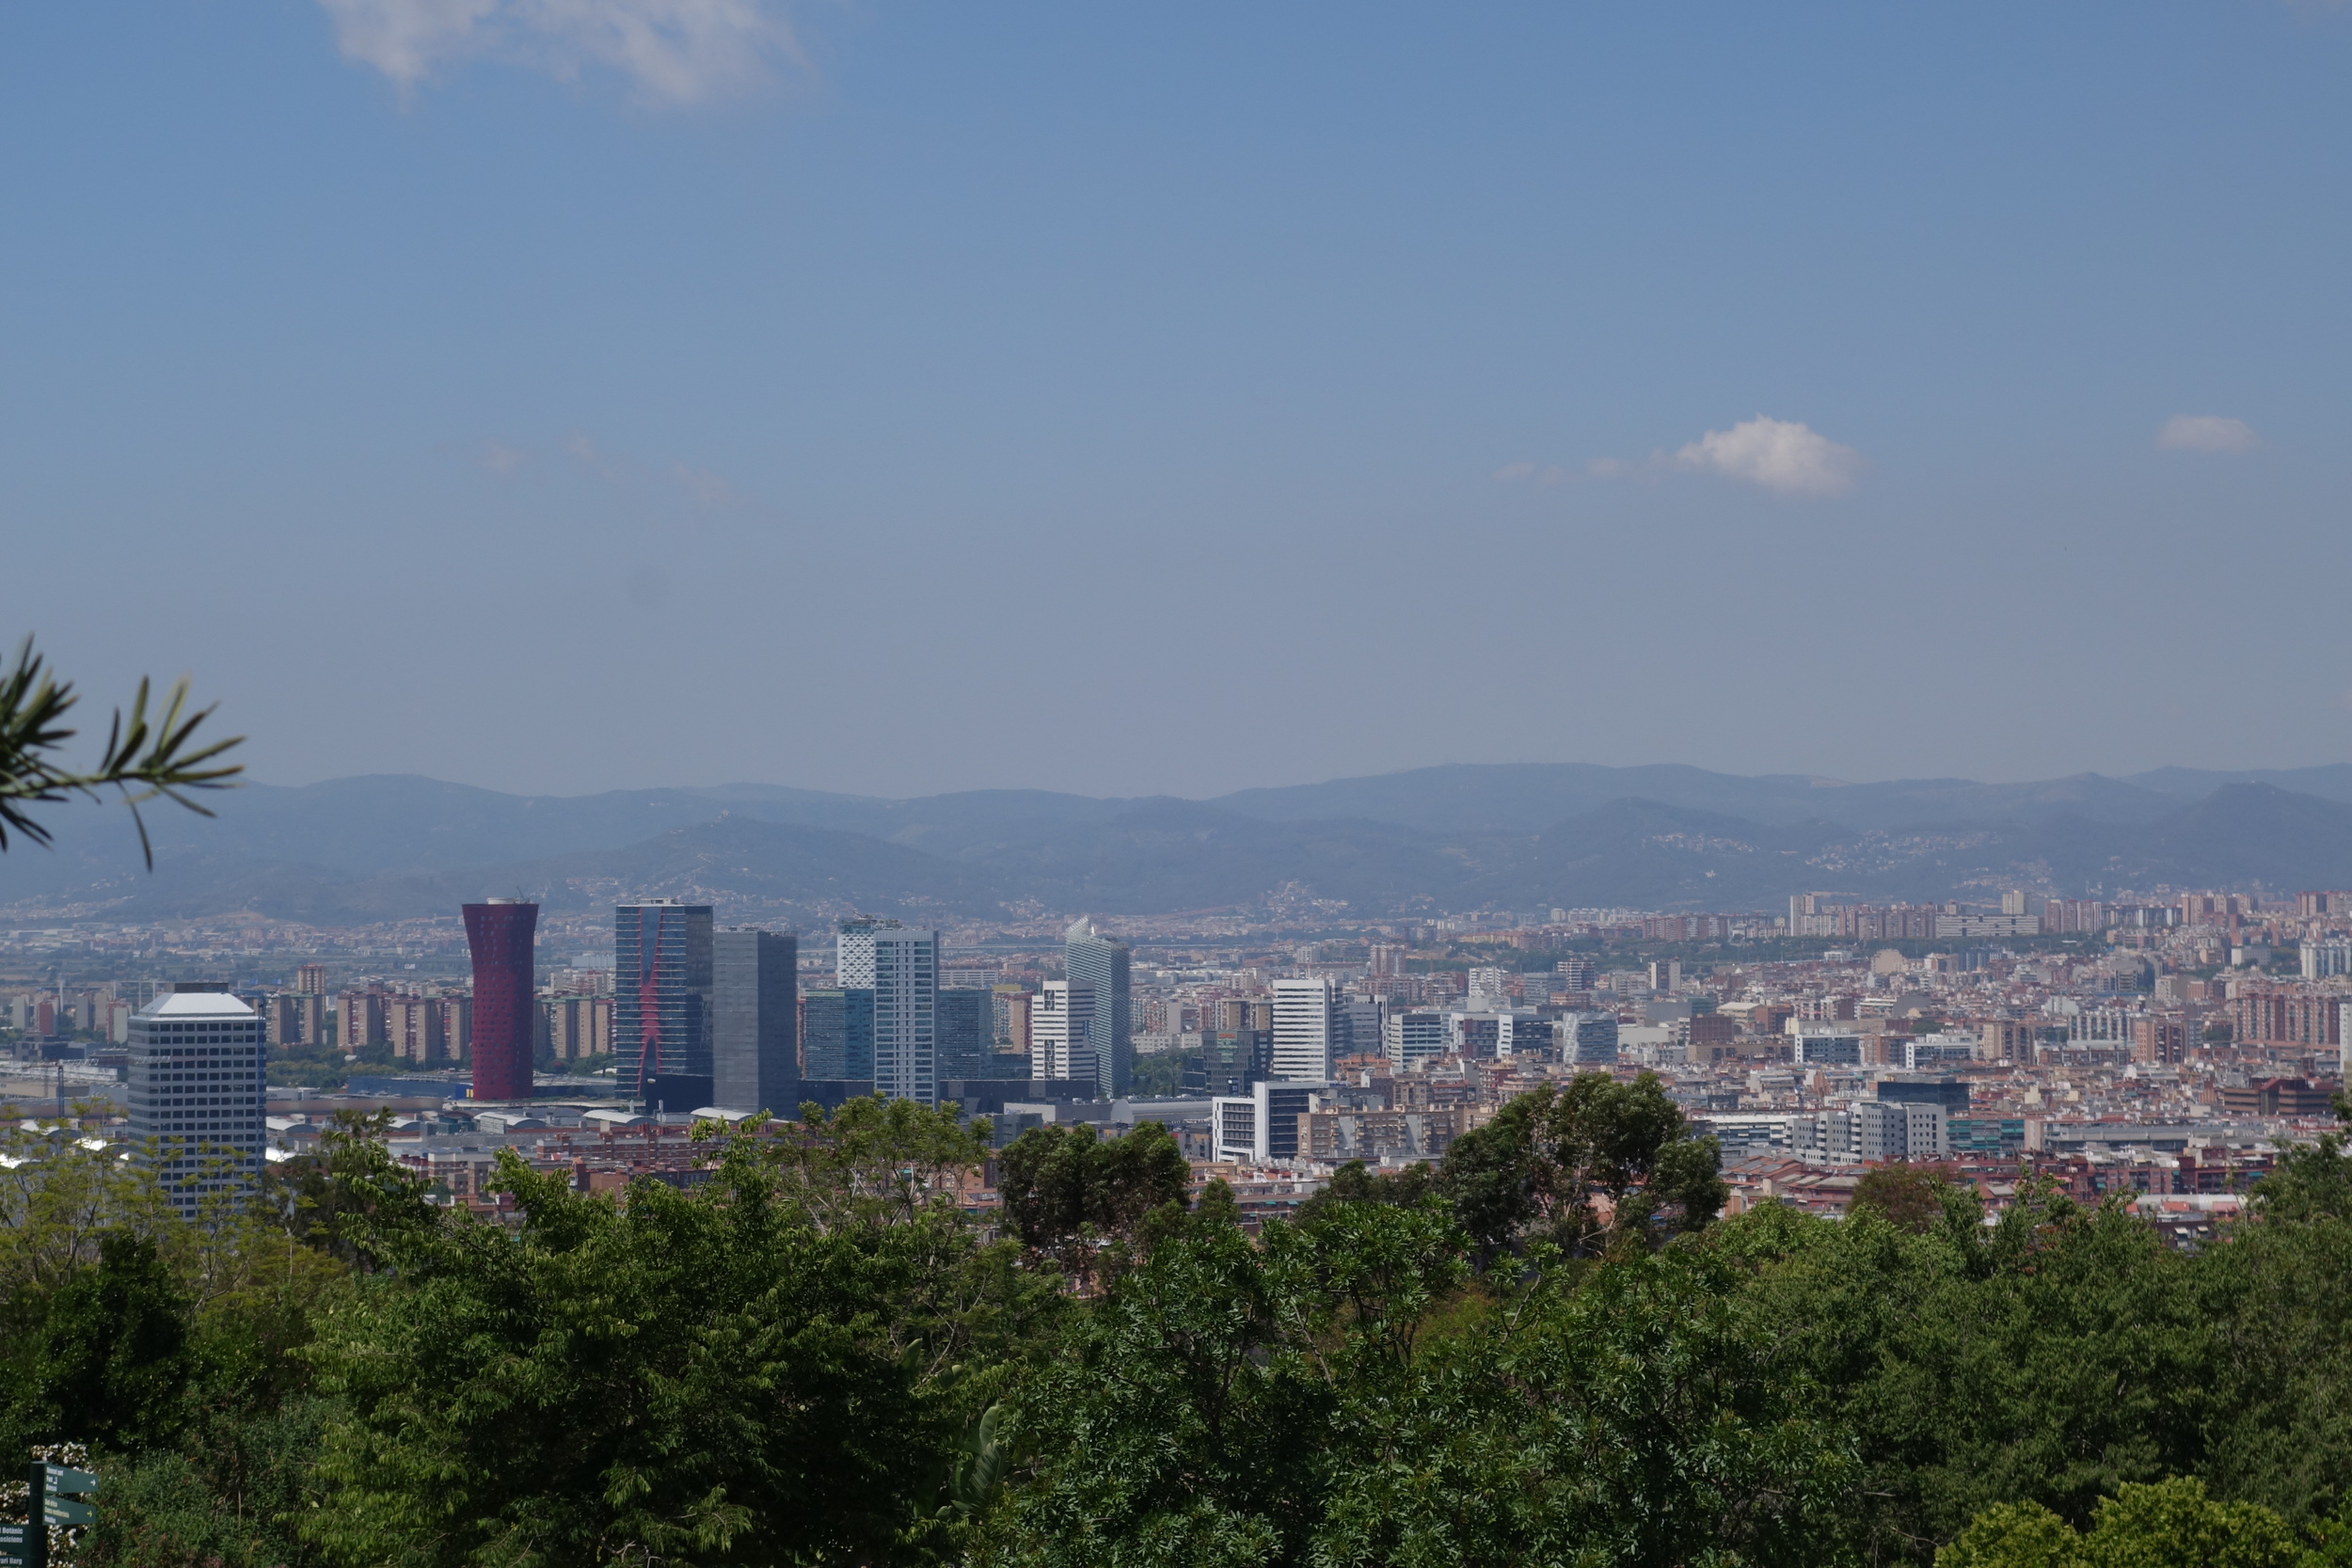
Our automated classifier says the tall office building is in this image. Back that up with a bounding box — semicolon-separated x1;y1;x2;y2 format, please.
802;989;875;1081
128;983;264;1216
1382;1009;1447;1070
838;917;938;1105
1270;976;1337;1081
1028;980;1095;1084
1335;996;1384;1062
938;988;1020;1081
1186;1029;1268;1096
713;927;798;1114
993;985;1032;1058
614;901;714;1105
1064;917;1132;1097
464;899;538;1102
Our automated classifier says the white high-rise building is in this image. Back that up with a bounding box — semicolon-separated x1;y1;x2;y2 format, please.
1027;980;1096;1085
128;983;265;1216
837;917;937;1106
1383;1009;1447;1069
1270;976;1336;1081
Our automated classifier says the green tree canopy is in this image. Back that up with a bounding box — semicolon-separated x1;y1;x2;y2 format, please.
1437;1070;1727;1259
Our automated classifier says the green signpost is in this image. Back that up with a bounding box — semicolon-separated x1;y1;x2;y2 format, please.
18;1462;97;1568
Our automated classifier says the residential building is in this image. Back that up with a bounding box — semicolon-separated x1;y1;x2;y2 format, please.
338;990;385;1054
1300;1107;1467;1163
544;995;613;1061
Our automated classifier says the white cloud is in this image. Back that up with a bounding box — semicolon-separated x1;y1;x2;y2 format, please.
1675;415;1861;497
670;460;737;506
317;0;803;104
2156;414;2261;454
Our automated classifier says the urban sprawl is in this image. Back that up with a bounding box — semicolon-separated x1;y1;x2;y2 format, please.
7;888;2349;1238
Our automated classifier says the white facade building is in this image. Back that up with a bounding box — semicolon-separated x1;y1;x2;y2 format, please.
1383;1009;1448;1070
1270;976;1336;1081
1791;1101;1947;1164
129;983;266;1216
1212;1079;1324;1163
838;918;938;1105
1027;981;1096;1085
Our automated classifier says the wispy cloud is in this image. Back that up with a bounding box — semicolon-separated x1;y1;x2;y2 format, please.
317;0;804;104
1675;415;1861;497
2156;414;2261;454
670;460;737;507
1493;461;1569;486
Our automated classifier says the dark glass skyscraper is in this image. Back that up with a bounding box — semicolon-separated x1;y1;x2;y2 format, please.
802;989;874;1081
713;927;797;1114
614;901;713;1101
938;988;1021;1082
1065;917;1131;1097
464;899;538;1102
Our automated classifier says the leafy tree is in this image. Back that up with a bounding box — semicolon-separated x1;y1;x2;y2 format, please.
1713;1179;2212;1560
1000;1204;1847;1568
1130;1049;1194;1097
303;1132;1034;1567
31;1229;192;1449
1312;1243;1853;1568
1939;1479;2306;1568
991;1208;1337;1568
1851;1161;1959;1234
264;1108;440;1268
997;1120;1191;1288
1438;1070;1725;1259
1292;1159;1437;1227
778;1093;994;1231
0;635;243;863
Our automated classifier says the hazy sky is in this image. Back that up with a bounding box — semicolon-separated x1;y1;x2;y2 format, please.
4;3;2348;801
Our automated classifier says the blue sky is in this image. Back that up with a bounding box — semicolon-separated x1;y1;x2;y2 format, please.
2;2;2347;800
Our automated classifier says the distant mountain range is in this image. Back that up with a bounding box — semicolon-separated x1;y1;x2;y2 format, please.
7;763;2352;926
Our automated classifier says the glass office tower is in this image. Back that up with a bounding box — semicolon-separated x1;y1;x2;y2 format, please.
1065;917;1132;1097
713;927;798;1114
838;917;938;1105
801;989;875;1081
614;901;713;1102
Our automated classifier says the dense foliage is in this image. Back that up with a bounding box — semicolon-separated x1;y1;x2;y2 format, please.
11;1074;2352;1566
